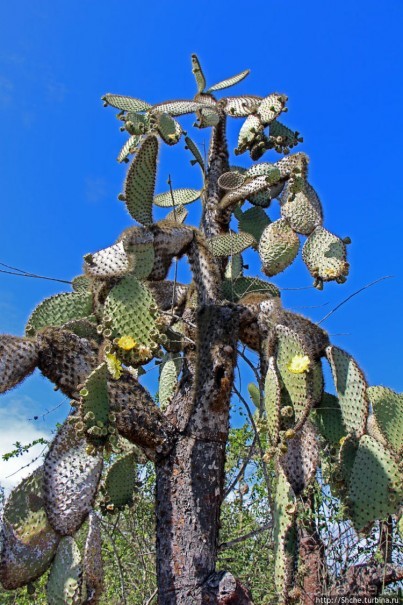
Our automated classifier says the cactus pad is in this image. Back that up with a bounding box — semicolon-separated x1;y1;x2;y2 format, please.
46;537;85;605
279;421;319;494
184;136;205;172
218;171;246;190
236;114;263;154
264;357;281;445
269;120;302;153
221;95;261;116
220;174;280;209
207;69;250;93
159;353;182;409
257;93;287;125
117;134;141;163
273;468;297;599
0;335;39;394
164;205;188;224
0;468;60;589
191;54;206;93
221;276;280;302
83;512;104;605
280;181;323;235
71;275;91;293
367;386;403;456
80;363;110;444
155;112;182;145
312;392;346;445
43;417;103;535
26;292;93;336
348;435;403;531
154;188;201;207
84;242;131;278
101;452;137;512
102;94;151;111
237;206;270;242
195;106;220;128
103;276;160;359
258;219;300;276
302;226;349;282
208;231;256;257
224;254;243;280
325;346;368;438
123;134;159;226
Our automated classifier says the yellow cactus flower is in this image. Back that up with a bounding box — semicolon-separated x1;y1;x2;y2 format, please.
117;335;137;351
105;353;123;379
339;436;347;447
288;354;311;374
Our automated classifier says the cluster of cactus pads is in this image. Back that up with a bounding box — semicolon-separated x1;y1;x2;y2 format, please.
0;54;402;604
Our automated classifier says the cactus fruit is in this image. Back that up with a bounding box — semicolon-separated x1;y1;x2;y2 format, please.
206;69;250;93
237;206;271;243
101;94;151;112
220;95;261;117
0;335;39;393
264;357;282;445
100;452;137;513
83;512;104;605
348;435;403;531
272;468;297;599
46;536;85;605
26;292;93;337
258;219;300;276
154;188;201;207
123;134;159;226
280;181;323;235
208;231;256;257
311;392;346;445
0;468;60;589
43;417;103;535
367;386;403;456
302;226;349;283
325;346;369;438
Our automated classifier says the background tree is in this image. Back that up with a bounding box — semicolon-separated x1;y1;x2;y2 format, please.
0;55;402;605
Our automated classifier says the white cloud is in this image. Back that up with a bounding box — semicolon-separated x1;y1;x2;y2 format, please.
0;396;51;494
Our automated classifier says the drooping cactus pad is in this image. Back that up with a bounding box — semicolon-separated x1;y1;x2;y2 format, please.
0;335;39;394
302;226;349;283
123;134;159;226
26;292;93;337
46;536;85;605
367;386;403;456
100;452;137;513
258;219;300;276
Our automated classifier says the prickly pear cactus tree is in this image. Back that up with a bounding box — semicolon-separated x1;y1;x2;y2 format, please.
1;56;402;605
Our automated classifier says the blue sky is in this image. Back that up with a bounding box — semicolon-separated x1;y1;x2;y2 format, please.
0;1;402;488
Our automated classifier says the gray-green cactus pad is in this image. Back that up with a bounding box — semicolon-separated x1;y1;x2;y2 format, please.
124;134;159;226
325;346;368;438
206;69;250;93
102;94;151;111
221;276;280;302
221;95;261;116
154;188;201;207
43;417;103;535
208;231;256;257
102;452;137;511
312;393;346;445
0;335;39;394
83;512;104;605
265;357;281;445
302;226;349;282
280;181;323;235
367;386;403;456
272;468;297;599
279;421;319;494
155;112;182;145
80;363;110;443
259;219;300;277
348;435;403;531
26;292;93;337
0;468;60;589
159;353;182;409
47;536;85;605
237;206;271;243
84;242;131;278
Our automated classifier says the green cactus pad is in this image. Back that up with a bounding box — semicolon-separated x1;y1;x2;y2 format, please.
117;134;141;163
248;182;284;208
195;106;220;128
164;205;188;224
0;335;39;394
71;275;91;293
62;318;99;341
124;112;150;135
154;188;201;207
247;383;261;409
218;171;246;190
269;120;302;152
208;231;256;257
103;276;160;356
265;357;281;445
80;363;109;444
130;242;156;280
102;94;151;112
367;386;403;456
245;162;279;179
191;54;206;93
159;353;182;409
325;346;368;438
257;93;287;125
0;468;60;589
224;254;243;280
302;226;349;282
311;392;346;445
275;152;309;179
273;468;297;599
339;434;359;483
279;421;319;494
155;112;182;145
26;292;93;336
101;452;137;512
221;276;280;302
348;435;403;531
123;134;159;226
84;242;131;278
207;69;251;93
43;417;103;535
280;181;323;236
46;537;85;605
236;114;263;154
237;206;271;242
275;325;323;426
151;100;203;116
184;136;205;172
220;174;281;209
258;219;300;277
221;94;261;116
83;512;104;605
